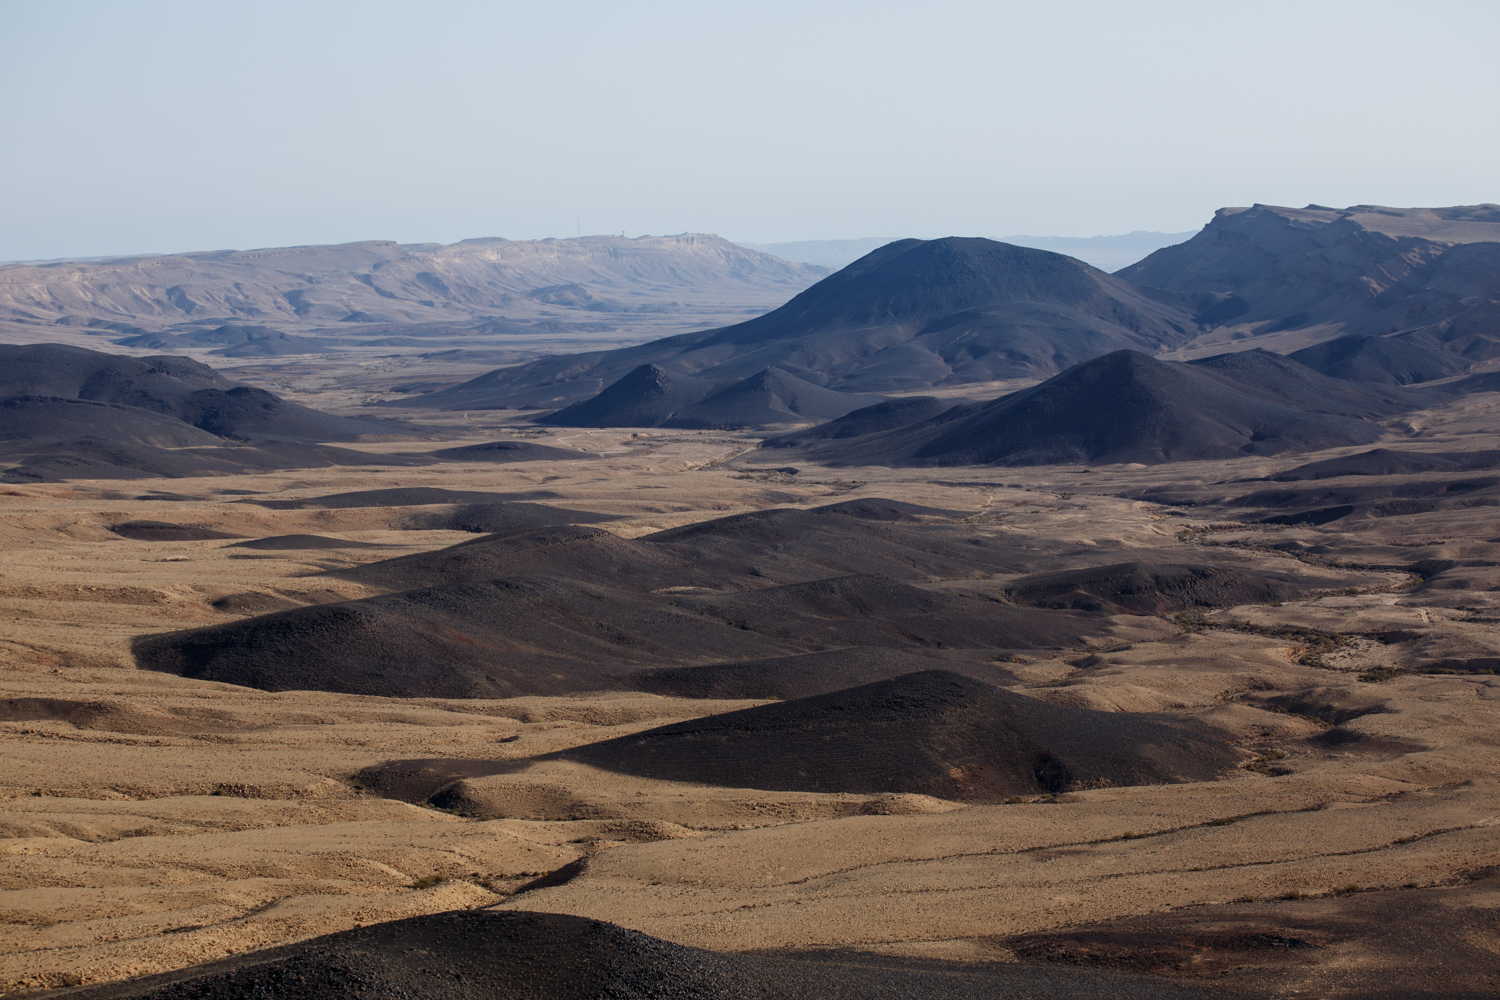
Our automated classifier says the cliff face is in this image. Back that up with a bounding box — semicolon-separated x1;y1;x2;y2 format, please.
1119;203;1500;359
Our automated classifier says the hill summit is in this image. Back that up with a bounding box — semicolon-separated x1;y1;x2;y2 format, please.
391;237;1200;410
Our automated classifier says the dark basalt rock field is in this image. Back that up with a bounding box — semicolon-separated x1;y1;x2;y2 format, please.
133;497;1344;699
557;670;1239;800
131;502;1115;698
69;910;1221;1000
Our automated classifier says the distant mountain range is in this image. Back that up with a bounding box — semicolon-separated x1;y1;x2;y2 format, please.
397;204;1498;436
738;231;1197;272
8;202;1500;469
0;234;828;346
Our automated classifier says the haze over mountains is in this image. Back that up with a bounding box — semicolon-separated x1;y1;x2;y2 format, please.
738;230;1196;272
0;234;829;362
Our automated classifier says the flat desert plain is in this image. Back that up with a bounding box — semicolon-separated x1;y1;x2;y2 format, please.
4;392;1500;998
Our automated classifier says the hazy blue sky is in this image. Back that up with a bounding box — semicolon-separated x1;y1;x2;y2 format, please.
2;0;1497;260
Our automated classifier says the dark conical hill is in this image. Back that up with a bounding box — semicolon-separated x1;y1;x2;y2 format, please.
792;349;1387;467
1287;334;1470;385
538;363;724;427
392;237;1200;410
761;395;955;448
559;670;1238;800
0;344;403;442
661;367;882;429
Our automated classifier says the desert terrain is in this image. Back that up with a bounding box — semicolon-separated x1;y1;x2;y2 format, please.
3;206;1500;998
3;385;1499;997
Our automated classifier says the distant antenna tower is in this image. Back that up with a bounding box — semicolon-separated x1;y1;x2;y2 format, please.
577;219;581;239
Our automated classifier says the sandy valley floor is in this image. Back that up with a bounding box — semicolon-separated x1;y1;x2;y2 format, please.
4;398;1500;997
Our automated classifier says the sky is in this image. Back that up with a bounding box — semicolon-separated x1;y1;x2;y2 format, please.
2;0;1497;261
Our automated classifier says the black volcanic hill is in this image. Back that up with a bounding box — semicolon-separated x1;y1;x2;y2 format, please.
1287;334;1470;385
0;344;398;441
0;344;412;480
537;364;728;427
558;670;1237;801
70;908;1222;1000
1118;203;1500;359
389;237;1200;410
662;367;883;429
134;500;1112;698
130;569;1098;699
761;396;957;449
0;397;222;449
1270;448;1500;481
782;349;1391;467
0;433;433;484
540;364;880;429
133;493;1341;698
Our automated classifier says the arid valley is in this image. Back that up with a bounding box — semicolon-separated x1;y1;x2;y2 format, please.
4;203;1500;998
